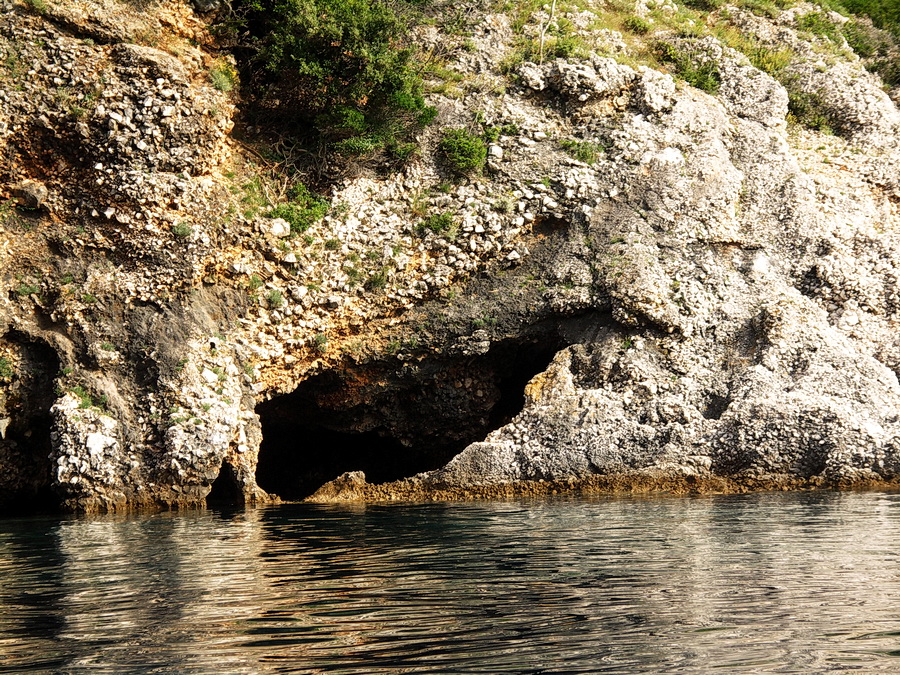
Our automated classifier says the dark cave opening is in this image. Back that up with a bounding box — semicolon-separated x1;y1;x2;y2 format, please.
206;460;243;506
254;337;567;501
0;332;61;513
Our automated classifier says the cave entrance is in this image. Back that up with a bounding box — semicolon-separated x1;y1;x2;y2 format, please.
254;337;567;501
206;460;244;506
0;331;61;513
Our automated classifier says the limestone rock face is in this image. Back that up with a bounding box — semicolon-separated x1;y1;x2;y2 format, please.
2;0;900;510
420;29;900;490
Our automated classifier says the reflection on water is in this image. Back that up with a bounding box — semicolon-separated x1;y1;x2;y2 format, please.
1;492;900;673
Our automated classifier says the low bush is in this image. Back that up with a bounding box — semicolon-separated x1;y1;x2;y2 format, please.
209;62;238;92
786;89;834;133
655;42;721;93
417;212;455;236
841;18;900;86
560;139;604;164
438;128;487;175
623;16;652;35
267;184;329;234
171;222;193;238
796;11;842;42
0;357;13;381
235;0;435;156
836;0;900;37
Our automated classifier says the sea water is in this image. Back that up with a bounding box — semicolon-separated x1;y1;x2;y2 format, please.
1;491;899;673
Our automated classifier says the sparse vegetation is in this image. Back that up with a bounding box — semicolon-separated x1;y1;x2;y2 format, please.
268;184;329;234
786;89;835;133
70;385;106;411
312;333;328;353
209;61;238;92
24;0;47;15
623;16;652;35
172;222;193;238
0;357;13;381
438;128;487;175
560;139;604;164
417;212;456;237
234;0;436;156
266;289;284;308
365;266;391;291
833;0;900;38
16;282;39;296
655;42;721;93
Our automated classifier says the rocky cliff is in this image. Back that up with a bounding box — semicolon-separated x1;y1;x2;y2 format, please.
1;0;900;512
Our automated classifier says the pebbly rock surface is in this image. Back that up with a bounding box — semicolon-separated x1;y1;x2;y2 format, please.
2;0;900;511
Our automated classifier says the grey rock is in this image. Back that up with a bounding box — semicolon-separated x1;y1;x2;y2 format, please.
11;180;48;209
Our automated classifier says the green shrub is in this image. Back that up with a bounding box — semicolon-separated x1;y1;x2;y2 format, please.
438;128;487;175
560;139;604;164
786;89;834;133
0;357;13;380
841;18;900;86
715;28;793;76
172;222;193;237
365;267;390;291
266;289;284;308
623;16;652;35
267;183;328;234
838;0;900;38
70;385;95;410
735;0;782;18
682;0;725;10
416;212;455;236
843;18;880;56
16;282;39;296
655;42;721;93
797;11;842;41
237;0;435;154
24;0;47;15
209;62;238;92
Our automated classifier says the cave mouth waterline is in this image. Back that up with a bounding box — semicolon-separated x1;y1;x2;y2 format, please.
252;335;573;501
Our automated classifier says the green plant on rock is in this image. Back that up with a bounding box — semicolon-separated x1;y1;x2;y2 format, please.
268;183;329;234
438;128;487;175
16;281;39;296
266;289;284;308
655;41;722;93
248;274;263;292
796;11;842;42
786;88;835;133
70;385;105;410
172;222;193;238
209;61;238;92
365;266;390;291
237;0;435;156
832;0;900;38
560;139;604;164
312;333;328;353
416;212;456;237
0;357;13;381
840;17;900;86
24;0;47;15
623;15;653;35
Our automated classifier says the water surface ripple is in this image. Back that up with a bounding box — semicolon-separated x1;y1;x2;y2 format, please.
1;492;899;673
